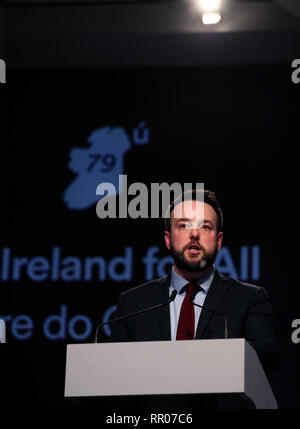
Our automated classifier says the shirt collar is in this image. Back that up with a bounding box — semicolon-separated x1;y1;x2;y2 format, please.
171;265;215;295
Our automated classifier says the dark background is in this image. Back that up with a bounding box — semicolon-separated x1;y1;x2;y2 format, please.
1;0;300;410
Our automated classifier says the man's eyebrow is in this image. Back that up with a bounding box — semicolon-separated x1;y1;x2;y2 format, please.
174;218;214;225
203;219;214;225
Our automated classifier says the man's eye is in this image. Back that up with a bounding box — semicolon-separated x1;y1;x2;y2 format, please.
179;224;187;229
201;224;211;230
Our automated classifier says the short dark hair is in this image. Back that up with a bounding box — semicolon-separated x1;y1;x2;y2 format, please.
164;189;223;234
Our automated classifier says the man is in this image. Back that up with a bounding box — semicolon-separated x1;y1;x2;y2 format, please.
110;189;279;370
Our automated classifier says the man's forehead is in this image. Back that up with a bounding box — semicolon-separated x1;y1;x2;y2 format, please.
172;201;215;220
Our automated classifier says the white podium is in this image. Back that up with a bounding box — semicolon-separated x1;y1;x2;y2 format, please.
64;338;277;409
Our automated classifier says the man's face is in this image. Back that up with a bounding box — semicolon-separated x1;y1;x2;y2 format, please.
164;200;223;274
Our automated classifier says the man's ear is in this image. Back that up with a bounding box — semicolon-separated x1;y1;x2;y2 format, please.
164;230;171;250
217;232;223;251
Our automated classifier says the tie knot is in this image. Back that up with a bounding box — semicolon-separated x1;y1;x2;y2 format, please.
185;283;198;295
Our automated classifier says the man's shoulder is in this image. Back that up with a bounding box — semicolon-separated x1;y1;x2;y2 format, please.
219;272;267;297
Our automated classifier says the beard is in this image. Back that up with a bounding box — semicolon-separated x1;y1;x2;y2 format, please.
170;240;218;273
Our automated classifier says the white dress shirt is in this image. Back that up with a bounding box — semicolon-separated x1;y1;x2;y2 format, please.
169;265;215;340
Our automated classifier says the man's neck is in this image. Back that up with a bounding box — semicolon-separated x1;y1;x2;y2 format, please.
173;264;214;283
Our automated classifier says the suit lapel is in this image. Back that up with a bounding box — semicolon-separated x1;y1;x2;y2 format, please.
195;269;231;339
155;272;172;340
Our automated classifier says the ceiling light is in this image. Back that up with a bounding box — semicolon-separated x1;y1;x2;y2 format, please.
202;12;222;24
199;0;221;12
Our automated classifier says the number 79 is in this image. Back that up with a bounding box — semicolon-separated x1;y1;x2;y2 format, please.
88;154;116;172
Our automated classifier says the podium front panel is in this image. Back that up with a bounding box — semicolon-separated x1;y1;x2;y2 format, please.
65;339;245;397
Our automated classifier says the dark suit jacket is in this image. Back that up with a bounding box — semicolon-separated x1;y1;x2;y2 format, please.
110;269;279;369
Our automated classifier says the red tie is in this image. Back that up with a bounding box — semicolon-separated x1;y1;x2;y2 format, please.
176;283;198;340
